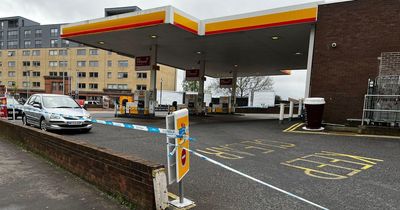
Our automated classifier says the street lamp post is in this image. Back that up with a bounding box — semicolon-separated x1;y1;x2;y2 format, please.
160;78;163;105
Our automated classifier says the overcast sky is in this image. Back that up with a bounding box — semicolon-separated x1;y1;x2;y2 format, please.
0;0;342;100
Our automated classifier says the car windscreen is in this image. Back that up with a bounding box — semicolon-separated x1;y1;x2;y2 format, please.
6;98;20;105
42;96;81;108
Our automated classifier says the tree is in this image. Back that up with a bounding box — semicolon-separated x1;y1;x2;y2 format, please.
207;76;274;106
182;80;199;92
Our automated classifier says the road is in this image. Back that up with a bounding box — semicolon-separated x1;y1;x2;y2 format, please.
18;112;400;209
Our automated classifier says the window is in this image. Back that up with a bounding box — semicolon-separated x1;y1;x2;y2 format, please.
0;71;2;77
136;85;147;90
89;49;98;55
8;61;16;67
59;72;68;77
32;72;40;77
78;83;86;89
107;72;112;78
51;82;63;91
22;50;30;56
49;72;57;76
24;40;31;48
8;51;15;57
89;72;99;78
0;62;2;67
8;71;16;77
32;82;40;87
24;30;31;38
89;61;98;67
7;31;18;39
137;72;147;79
0;22;3;30
35;29;42;38
89;83;98;89
118;60;128;67
50;28;59;37
49;61;58;67
107;60;112;67
0;31;3;39
77;61;86;67
0;41;3;49
8;81;16;87
32;61;40;67
77;72;86;77
119;84;129;90
49;50;58;56
59;61;68;67
61;40;69;47
35;40;42;48
32;50;40;56
23;81;29;87
22;61;30;67
7;41;18;49
77;49;86;55
118;72;128;79
22;71;30;77
50;39;58;48
59;50;68;56
107;84;128;89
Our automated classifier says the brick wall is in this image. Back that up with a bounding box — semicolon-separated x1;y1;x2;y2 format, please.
379;52;400;76
0;120;167;210
311;0;400;123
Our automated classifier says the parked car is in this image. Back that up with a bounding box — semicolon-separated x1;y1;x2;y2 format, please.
22;94;92;132
84;100;101;105
6;96;23;119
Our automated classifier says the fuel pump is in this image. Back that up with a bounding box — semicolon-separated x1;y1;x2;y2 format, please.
129;90;156;117
214;96;232;113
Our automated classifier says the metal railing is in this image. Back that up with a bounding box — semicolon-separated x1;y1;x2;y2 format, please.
362;94;400;126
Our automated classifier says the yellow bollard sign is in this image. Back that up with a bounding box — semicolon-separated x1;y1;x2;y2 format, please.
176;110;190;182
166;108;190;184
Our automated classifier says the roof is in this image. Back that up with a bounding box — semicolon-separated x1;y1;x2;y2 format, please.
61;3;320;77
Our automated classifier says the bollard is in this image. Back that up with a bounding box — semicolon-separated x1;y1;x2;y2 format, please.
279;103;285;124
289;101;294;121
12;105;15;121
298;99;303;116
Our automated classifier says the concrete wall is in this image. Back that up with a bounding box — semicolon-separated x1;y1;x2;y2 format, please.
311;0;400;123
0;119;168;210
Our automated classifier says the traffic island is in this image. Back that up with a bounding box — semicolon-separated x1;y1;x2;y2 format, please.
0;119;169;210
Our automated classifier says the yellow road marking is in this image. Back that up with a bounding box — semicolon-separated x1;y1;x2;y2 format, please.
287;129;400;140
281;151;383;180
168;192;179;199
283;123;300;132
289;123;304;132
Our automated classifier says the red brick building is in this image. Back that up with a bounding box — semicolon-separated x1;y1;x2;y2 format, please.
310;0;400;123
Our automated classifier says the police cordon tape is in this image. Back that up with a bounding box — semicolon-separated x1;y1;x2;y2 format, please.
33;111;328;209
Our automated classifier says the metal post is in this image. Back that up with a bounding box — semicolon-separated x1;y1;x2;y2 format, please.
198;60;206;114
160;78;163;105
12;105;15;121
179;181;184;204
289;101;294;121
279;103;285;124
150;44;158;102
298;99;303;116
231;68;238;113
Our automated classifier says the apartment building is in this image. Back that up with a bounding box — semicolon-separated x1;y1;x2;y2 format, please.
0;14;177;101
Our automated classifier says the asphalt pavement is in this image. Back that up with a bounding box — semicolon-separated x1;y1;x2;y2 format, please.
0;136;128;210
55;112;400;210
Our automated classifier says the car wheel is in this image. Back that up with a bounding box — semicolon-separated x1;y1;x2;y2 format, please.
81;128;91;133
40;118;47;131
22;114;30;126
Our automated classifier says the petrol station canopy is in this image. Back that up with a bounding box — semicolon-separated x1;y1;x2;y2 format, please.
61;2;320;77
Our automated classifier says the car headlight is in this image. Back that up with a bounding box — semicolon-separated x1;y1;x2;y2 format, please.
84;114;92;120
49;114;62;120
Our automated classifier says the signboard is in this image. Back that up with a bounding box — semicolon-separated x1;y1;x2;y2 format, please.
185;69;200;81
166;109;190;184
0;97;7;118
135;56;151;71
220;78;233;88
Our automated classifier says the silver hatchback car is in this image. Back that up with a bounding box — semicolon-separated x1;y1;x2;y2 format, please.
22;94;92;132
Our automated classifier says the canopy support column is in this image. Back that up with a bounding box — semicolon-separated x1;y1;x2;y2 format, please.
198;60;206;114
150;44;158;101
231;69;238;113
305;25;316;98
